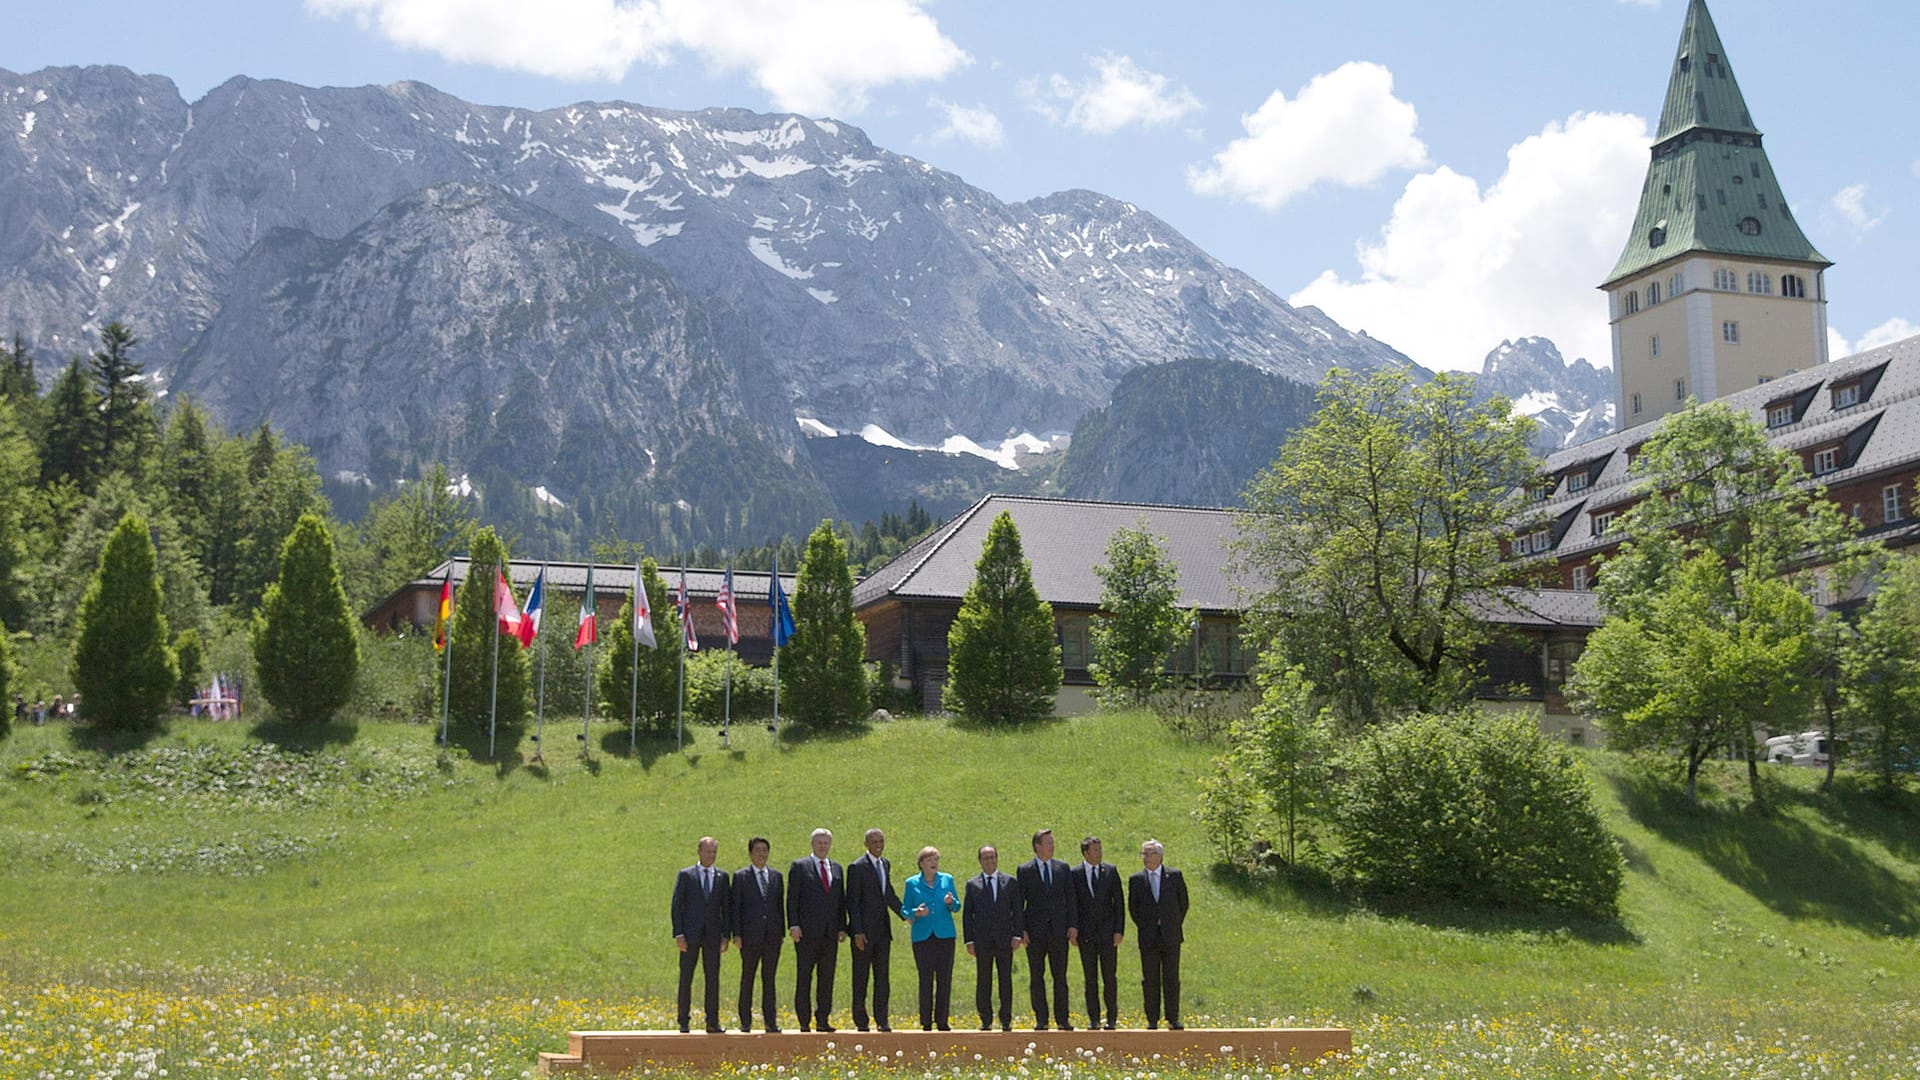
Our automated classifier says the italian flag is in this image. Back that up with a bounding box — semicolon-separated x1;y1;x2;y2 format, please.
574;563;598;649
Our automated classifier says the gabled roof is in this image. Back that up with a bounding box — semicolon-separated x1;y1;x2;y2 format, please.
407;558;791;601
1605;0;1828;284
852;495;1253;613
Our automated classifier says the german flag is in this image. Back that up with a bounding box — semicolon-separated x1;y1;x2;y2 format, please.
433;565;453;652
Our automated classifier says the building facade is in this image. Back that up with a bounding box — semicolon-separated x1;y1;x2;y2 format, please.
1603;0;1831;429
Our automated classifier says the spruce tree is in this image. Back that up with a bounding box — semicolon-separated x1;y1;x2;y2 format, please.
944;511;1060;724
440;527;530;757
596;557;682;737
252;513;360;727
90;321;151;476
71;512;177;730
783;521;868;726
42;358;99;490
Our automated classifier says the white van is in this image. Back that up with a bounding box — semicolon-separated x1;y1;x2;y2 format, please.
1764;731;1842;766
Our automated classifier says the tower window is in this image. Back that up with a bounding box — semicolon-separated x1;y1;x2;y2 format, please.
1631;393;1642;416
1647;282;1660;306
1699;193;1709;211
1746;272;1771;294
1717;189;1728;206
1623;291;1640;316
1650;334;1661;358
1782;274;1806;298
1738;217;1762;236
1750;163;1761;179
1758;192;1769;209
1678;54;1691;74
1649;226;1667;248
1713;268;1737;290
1669;272;1684;296
1722;321;1739;343
1675;378;1687;401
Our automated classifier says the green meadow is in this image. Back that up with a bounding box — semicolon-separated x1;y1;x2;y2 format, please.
1;710;1916;1077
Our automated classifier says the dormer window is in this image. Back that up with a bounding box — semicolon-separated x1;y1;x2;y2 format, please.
1738;217;1762;236
1592;512;1616;537
1833;383;1861;409
1766;403;1794;428
1568;471;1590;493
1812;447;1838;475
1649;226;1667;248
1528;530;1552;554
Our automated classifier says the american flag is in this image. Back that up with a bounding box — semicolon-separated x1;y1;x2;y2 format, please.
716;564;740;646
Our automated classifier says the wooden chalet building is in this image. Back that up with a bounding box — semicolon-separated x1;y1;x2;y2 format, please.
362;559;796;664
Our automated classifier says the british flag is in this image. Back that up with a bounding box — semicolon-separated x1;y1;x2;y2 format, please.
716;564;740;646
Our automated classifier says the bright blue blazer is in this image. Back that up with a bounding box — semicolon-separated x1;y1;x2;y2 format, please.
900;871;960;941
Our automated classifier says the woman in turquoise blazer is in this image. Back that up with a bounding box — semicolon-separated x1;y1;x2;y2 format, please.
899;846;961;1030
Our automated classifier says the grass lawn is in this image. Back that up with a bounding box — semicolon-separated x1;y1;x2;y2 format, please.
1;709;1916;1077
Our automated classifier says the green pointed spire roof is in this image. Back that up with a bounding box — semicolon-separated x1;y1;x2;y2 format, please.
1655;0;1758;141
1604;0;1829;286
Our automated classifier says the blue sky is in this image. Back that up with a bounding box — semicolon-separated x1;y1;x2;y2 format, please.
6;0;1914;372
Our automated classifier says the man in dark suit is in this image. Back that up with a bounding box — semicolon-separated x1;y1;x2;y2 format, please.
1071;835;1125;1030
1017;827;1078;1030
1126;838;1189;1030
671;836;733;1033
786;826;848;1032
731;836;785;1033
963;845;1025;1031
846;827;904;1032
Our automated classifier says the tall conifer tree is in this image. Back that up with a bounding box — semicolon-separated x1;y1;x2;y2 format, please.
783;521;867;726
71;512;176;730
944;511;1059;724
253;513;360;727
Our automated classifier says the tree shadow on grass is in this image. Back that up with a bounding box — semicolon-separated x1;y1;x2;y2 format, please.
946;713;1070;737
1207;861;1639;945
1780;776;1920;865
776;721;872;748
438;726;526;778
249;717;358;750
597;726;688;768
1611;770;1920;935
66;722;166;756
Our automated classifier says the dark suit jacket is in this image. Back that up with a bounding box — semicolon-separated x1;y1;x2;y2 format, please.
1071;861;1125;940
962;871;1024;948
787;855;848;941
1017;857;1076;942
846;852;903;943
732;864;786;948
1127;867;1189;947
672;863;733;943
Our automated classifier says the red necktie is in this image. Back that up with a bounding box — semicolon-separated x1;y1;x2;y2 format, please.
820;859;830;893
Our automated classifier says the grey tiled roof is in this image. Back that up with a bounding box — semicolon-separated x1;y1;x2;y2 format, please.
423;558;793;601
1523;333;1920;561
852;495;1255;613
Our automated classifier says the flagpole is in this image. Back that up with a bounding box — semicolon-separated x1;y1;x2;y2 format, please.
438;560;456;750
582;561;596;756
722;561;733;750
629;558;641;755
533;563;548;764
769;556;780;738
687;564;695;749
488;559;501;760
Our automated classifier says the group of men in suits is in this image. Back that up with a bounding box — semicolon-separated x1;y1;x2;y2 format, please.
669;826;1189;1034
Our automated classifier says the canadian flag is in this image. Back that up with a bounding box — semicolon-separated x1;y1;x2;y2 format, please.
494;569;523;637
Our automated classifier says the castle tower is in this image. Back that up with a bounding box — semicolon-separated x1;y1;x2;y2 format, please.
1603;0;1830;430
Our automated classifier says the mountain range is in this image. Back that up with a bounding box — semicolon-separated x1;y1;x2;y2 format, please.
2;65;1605;548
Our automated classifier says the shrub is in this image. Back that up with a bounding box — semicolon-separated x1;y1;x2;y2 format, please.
682;650;774;727
865;661;918;716
1333;710;1624;918
173;629;204;708
595;558;682;736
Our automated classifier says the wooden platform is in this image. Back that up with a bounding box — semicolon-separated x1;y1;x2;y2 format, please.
539;1027;1352;1074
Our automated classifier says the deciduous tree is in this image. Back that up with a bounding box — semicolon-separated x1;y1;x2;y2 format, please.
1237;368;1536;726
1090;523;1186;703
1843;554;1920;793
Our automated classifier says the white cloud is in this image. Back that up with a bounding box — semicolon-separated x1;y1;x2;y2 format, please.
928;99;1004;148
1187;61;1427;210
1025;54;1201;135
306;0;968;116
1617;0;1661;8
1833;317;1920;357
1828;183;1886;237
1290;111;1651;373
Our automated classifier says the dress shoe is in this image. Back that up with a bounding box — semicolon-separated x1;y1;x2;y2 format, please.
817;1024;836;1033
856;1025;870;1033
1058;1024;1074;1031
878;1024;892;1033
1000;1024;1011;1032
1146;1021;1158;1030
706;1027;726;1034
1169;1021;1185;1030
979;1022;991;1031
936;1023;951;1031
766;1027;782;1034
1102;1022;1116;1031
679;1025;691;1034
